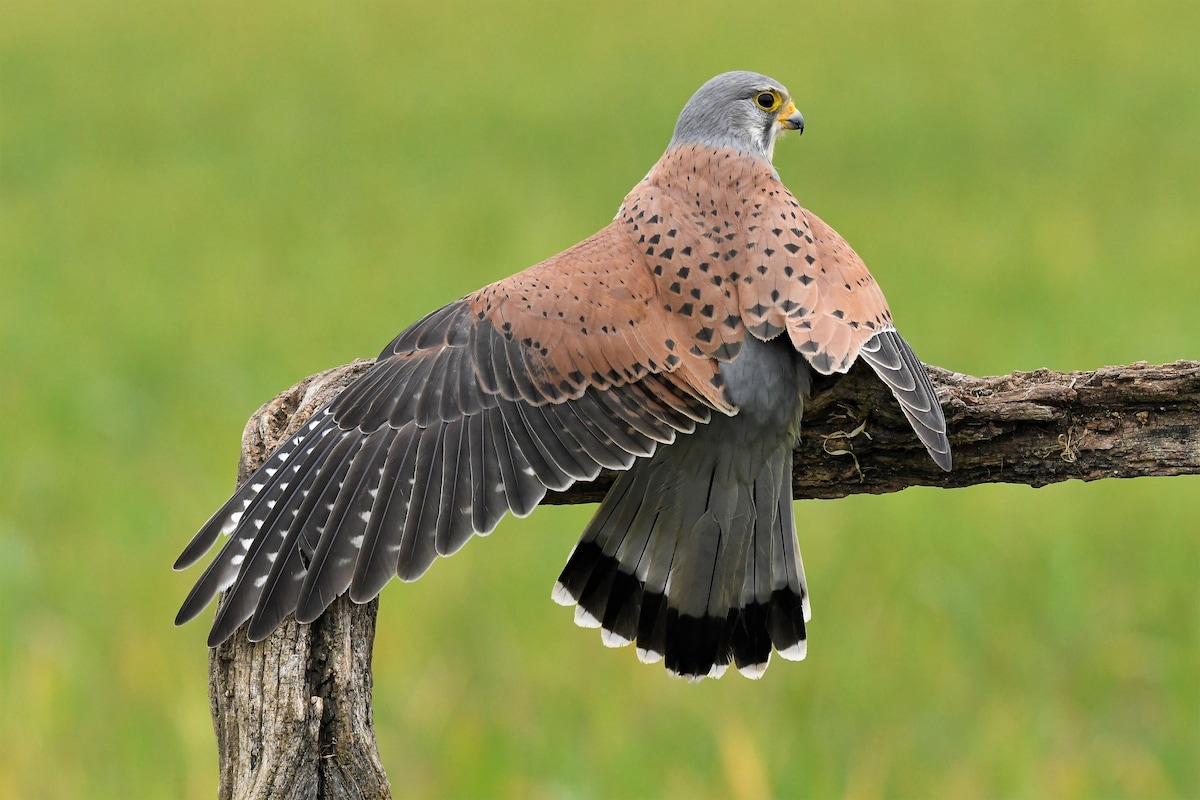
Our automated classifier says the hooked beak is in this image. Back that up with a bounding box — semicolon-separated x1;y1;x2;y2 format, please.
777;100;804;134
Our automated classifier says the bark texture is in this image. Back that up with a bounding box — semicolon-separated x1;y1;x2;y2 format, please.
207;358;1198;796
211;360;387;800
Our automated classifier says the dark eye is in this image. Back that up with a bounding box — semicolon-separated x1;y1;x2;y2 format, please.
754;91;780;111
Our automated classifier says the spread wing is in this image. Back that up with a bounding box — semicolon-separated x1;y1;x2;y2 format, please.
173;222;738;646
176;146;951;647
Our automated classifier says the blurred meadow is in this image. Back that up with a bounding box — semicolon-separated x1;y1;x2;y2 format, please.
2;0;1197;797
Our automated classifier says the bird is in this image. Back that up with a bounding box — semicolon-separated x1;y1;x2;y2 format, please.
174;71;952;681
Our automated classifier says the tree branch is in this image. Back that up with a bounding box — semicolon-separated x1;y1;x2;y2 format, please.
550;359;1200;503
206;358;1198;796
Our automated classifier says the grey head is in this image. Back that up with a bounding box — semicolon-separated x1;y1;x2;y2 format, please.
668;71;805;162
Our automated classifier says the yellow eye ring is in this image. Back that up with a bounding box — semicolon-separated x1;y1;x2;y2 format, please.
753;90;782;113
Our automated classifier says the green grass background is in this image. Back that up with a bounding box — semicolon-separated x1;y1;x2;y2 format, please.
2;1;1197;797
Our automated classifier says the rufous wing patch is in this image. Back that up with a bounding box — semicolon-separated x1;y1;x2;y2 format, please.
467;221;735;414
787;209;893;374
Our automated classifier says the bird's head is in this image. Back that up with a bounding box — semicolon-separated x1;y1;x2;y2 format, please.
669;71;804;162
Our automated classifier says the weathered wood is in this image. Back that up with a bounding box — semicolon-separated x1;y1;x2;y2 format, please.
207;358;1198;796
211;361;387;800
796;359;1200;496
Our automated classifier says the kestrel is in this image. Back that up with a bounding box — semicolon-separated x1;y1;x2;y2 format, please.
175;71;951;680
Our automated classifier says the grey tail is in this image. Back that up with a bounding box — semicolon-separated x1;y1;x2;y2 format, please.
552;415;809;681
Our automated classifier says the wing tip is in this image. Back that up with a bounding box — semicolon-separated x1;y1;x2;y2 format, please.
206;622;238;648
172;552;198;572
173;603;202;628
173;527;221;571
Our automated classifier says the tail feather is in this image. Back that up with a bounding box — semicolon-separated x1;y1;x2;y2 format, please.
635;590;668;665
554;415;808;681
